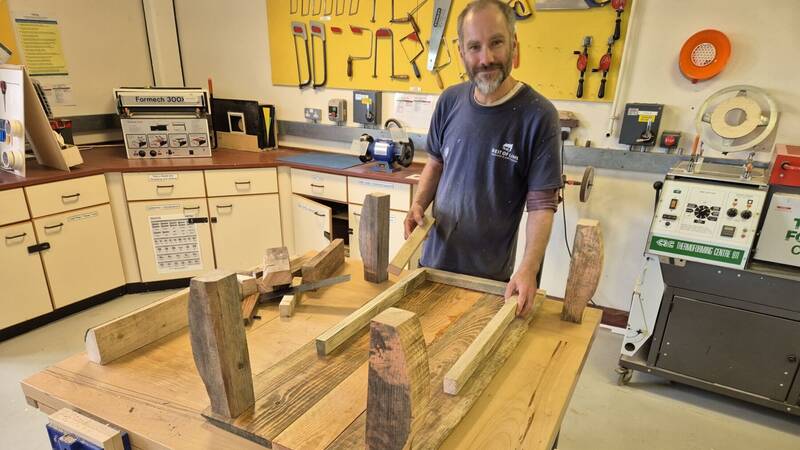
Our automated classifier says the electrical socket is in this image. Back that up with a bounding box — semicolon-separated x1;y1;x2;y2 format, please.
304;108;322;123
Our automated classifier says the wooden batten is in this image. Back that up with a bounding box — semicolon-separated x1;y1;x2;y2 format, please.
315;268;428;356
388;214;434;276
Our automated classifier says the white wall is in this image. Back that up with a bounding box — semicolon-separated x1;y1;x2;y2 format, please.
8;0;153;117
166;0;799;311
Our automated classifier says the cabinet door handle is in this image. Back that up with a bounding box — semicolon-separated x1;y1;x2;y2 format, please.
5;232;26;241
28;242;50;254
234;180;251;186
156;184;175;189
183;206;200;211
313;211;326;217
310;183;325;188
353;212;361;217
61;193;80;201
44;223;64;231
216;204;233;209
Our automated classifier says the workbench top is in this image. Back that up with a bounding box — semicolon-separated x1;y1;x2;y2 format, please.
20;261;601;450
0;146;424;191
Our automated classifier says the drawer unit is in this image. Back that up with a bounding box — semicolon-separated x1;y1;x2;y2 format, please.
209;194;283;271
290;168;347;203
123;171;206;201
347;177;411;212
0;188;30;225
205;168;278;197
25;175;109;218
128;198;215;282
0;221;53;328
33;204;125;308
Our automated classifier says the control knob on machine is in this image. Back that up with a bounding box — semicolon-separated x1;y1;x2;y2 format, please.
150;150;157;157
138;150;146;157
740;210;752;220
727;207;738;218
694;205;711;219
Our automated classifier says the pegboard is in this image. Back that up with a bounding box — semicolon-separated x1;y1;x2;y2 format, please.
266;0;632;101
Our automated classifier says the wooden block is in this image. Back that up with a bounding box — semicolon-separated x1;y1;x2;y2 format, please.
85;288;189;365
217;130;261;152
302;239;345;283
279;295;297;318
561;219;603;324
262;247;293;288
188;270;255;419
366;308;430;450
359;193;391;283
443;296;518;395
290;251;316;276
388;214;434;275
241;293;259;326
315;268;428;356
238;274;258;299
48;408;124;450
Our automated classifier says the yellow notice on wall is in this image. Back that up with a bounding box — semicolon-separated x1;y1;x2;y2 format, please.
0;1;21;64
14;14;68;76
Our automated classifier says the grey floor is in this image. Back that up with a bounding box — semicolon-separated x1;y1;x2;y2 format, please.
2;293;799;450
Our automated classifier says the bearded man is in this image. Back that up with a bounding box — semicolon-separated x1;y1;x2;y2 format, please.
403;0;562;316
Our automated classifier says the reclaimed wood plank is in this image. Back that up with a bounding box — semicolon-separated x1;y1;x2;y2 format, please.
366;308;430;450
561;219;603;323
302;239;345;283
188;271;255;419
425;268;507;296
85;288;189;365
359;193;390;283
242;293;260;326
260;247;293;292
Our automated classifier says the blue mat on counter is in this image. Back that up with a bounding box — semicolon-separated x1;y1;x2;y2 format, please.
278;152;362;169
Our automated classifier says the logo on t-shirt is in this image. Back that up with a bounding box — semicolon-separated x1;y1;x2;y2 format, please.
490;143;519;164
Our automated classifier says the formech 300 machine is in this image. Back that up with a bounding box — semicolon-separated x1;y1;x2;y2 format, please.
618;86;800;415
114;87;212;158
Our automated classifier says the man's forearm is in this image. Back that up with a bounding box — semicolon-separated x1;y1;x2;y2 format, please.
412;157;443;210
520;209;555;274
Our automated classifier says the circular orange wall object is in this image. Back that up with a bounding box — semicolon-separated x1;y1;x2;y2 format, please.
679;29;731;83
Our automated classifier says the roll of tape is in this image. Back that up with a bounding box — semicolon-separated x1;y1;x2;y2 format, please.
10;120;23;137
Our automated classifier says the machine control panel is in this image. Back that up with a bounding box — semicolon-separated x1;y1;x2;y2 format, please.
114;88;212;159
648;179;767;269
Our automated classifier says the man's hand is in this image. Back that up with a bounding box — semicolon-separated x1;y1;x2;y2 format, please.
505;264;539;317
403;203;426;239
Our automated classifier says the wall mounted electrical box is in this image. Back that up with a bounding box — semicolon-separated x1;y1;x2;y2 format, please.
353;91;380;127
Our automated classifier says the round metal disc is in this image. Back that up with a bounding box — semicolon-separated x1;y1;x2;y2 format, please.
579;166;595;202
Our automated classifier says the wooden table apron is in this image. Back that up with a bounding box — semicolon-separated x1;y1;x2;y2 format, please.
20;261;601;450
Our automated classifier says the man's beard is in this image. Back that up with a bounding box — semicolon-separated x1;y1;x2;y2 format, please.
467;53;513;96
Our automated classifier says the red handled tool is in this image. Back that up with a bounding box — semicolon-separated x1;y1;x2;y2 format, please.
573;36;591;98
347;25;373;78
0;80;6;111
592;36;613;98
291;22;312;89
310;21;328;89
374;28;409;81
612;0;625;41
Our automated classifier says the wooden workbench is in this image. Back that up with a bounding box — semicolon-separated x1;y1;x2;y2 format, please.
20;261;601;450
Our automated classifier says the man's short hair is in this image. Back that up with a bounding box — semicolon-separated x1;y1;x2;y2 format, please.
456;0;517;45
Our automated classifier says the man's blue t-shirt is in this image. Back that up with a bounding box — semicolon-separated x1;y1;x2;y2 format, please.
420;81;562;281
